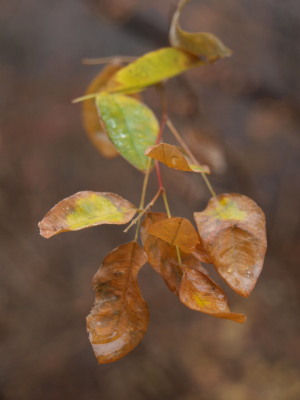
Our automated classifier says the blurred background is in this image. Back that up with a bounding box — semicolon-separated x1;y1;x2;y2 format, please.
1;0;300;399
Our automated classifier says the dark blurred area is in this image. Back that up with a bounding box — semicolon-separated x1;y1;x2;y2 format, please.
1;0;300;399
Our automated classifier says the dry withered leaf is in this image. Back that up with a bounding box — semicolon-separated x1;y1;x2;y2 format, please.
194;193;267;297
82;64;121;158
179;266;246;323
141;212;205;295
86;242;149;363
147;216;200;253
39;191;136;238
145;143;210;174
169;0;232;62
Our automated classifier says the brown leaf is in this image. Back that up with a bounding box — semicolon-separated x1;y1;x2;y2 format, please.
179;266;246;323
38;191;136;238
194;193;267;297
141;212;205;295
145;143;210;174
82;64;121;158
147;217;199;253
193;240;213;264
86;242;149;363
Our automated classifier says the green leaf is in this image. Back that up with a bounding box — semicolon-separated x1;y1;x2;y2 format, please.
104;47;203;94
169;0;232;62
96;93;159;171
38;191;137;238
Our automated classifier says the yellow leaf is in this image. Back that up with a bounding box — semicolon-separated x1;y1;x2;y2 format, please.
38;191;137;238
169;0;232;61
104;47;203;94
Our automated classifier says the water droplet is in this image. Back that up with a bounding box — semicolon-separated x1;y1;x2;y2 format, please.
171;156;178;166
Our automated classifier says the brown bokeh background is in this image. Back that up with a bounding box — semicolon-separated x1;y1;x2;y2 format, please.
1;1;300;399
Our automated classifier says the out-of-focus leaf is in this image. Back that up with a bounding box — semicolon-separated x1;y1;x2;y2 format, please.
169;0;232;62
194;193;267;297
105;47;203;94
147;217;200;253
82;64;121;158
86;242;149;363
141;212;205;295
38;191;136;238
145;143;210;174
179;266;246;323
96;93;158;171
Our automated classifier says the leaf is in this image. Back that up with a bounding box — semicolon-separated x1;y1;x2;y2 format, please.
104;47;203;94
147;217;200;253
38;191;137;238
82;64;122;158
86;242;149;363
141;212;205;295
145;143;210;174
179;266;246;323
169;0;232;62
194;193;267;297
96;93;159;171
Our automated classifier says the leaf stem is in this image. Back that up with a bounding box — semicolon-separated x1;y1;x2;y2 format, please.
124;189;162;233
81;56;137;65
134;158;152;241
166;118;217;197
162;191;171;218
162;190;182;267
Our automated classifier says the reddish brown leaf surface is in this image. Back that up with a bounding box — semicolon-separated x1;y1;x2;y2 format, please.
145;143;210;174
82;64;121;158
179;266;246;323
86;242;149;363
38;191;136;238
194;193;267;297
141;212;205;295
147;217;199;253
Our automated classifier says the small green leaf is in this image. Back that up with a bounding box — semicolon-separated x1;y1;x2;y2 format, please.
104;47;203;94
38;191;137;238
96;93;159;171
169;0;232;62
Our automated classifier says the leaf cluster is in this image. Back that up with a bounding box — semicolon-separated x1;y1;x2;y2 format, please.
39;0;267;364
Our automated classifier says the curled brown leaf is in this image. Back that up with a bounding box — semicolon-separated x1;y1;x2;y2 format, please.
179;265;246;323
86;242;149;363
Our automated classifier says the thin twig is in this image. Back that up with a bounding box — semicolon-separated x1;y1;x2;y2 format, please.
134;158;152;241
166;118;217;197
162;190;182;267
124;189;162;233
